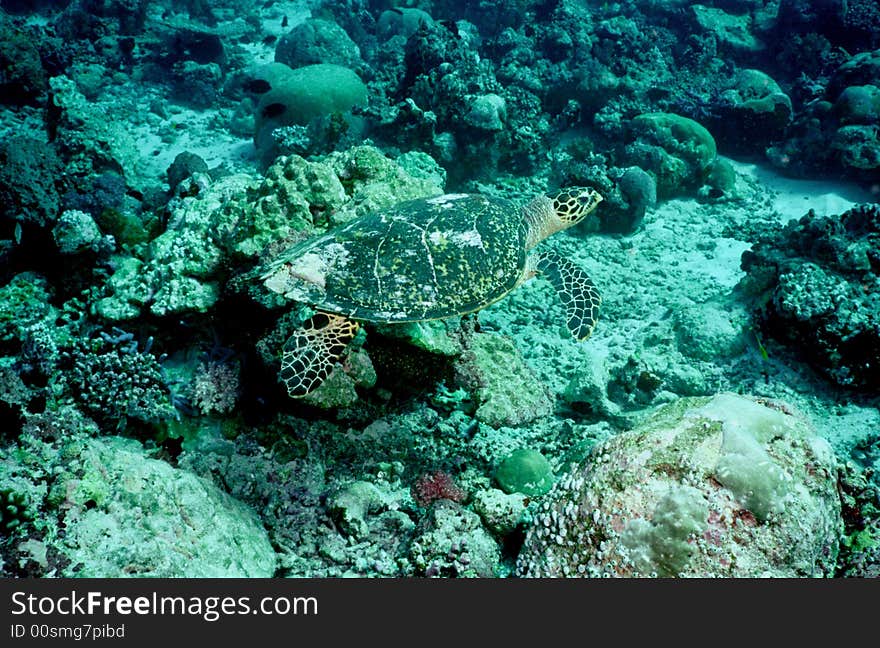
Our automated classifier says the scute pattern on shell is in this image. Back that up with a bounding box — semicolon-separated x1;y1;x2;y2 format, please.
262;194;527;322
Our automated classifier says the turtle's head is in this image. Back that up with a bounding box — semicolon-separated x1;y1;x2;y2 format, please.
551;187;603;227
525;187;603;248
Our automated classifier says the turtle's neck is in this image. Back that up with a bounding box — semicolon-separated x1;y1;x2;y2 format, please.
523;195;559;250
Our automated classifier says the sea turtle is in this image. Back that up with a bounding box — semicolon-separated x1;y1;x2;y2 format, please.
261;187;603;397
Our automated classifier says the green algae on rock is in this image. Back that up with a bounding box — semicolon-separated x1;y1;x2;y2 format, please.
494;448;555;497
518;393;842;577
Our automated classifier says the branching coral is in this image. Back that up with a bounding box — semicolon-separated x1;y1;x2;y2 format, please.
59;328;175;429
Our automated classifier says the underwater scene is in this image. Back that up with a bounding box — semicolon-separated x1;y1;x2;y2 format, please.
0;0;878;579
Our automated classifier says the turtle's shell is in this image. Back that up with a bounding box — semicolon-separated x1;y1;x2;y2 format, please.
262;193;526;322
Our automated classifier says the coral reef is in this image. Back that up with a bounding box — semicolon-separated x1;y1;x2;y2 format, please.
0;13;48;107
769;50;880;182
0;0;877;583
740;203;880;391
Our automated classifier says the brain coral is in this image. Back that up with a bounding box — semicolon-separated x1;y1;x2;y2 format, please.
517;393;842;578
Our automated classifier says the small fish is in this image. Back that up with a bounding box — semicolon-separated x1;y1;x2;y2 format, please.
246;79;272;94
438;19;459;36
282;15;288;28
262;34;277;46
261;103;286;119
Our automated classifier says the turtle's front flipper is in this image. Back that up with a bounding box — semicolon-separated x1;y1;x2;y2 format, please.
535;249;601;341
280;312;359;397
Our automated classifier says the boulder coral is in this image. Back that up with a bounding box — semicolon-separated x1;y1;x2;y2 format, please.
253;62;368;163
518;393;842;577
713;69;793;156
624;113;718;198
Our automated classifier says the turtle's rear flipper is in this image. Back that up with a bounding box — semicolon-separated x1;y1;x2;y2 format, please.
536;249;601;340
280;312;359;397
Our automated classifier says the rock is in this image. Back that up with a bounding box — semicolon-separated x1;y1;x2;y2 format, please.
563;347;623;419
48;75;142;192
0;137;63;231
473;488;527;536
52;210;103;254
410;500;501;577
377;8;434;41
518;393;842;577
1;436;276;577
833;85;880;126
328;481;385;540
691;5;763;56
396;150;448;189
171;60;222;108
0;14;47;106
166;151;209;191
454;333;553;428
703;157;738;199
465;94;507;131
275;18;363;71
673;301;748;361
156;26;224;65
597;166;656;234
